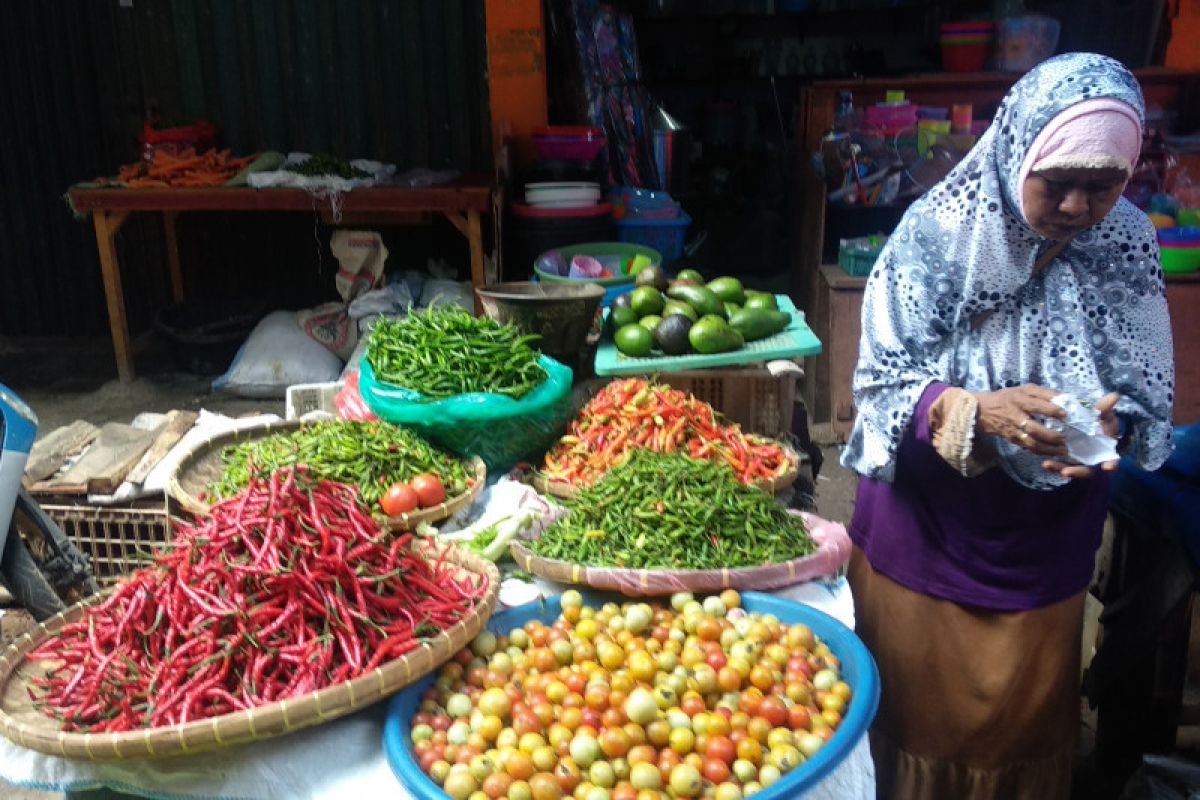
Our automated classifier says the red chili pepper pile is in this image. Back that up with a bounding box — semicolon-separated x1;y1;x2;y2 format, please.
540;378;795;488
26;468;487;732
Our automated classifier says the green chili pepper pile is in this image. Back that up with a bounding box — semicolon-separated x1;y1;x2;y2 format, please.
529;449;815;570
366;307;547;400
207;421;472;509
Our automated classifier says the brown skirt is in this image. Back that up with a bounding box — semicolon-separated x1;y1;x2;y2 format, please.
848;547;1083;800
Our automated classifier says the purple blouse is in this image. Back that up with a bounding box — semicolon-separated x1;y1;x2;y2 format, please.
848;382;1109;612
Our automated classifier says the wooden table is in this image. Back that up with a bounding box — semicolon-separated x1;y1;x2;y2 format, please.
68;179;494;381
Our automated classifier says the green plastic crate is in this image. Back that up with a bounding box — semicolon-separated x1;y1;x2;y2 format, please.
838;235;887;276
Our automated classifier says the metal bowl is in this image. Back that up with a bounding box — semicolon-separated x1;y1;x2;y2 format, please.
475;282;605;371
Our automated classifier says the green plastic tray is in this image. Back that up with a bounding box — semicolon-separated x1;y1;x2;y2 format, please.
594;294;823;376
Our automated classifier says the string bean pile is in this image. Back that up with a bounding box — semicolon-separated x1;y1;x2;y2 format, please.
366;307;546;399
27;469;488;732
529;449;815;570
284;153;369;179
207;421;472;509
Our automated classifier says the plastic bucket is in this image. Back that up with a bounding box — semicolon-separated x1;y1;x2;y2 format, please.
942;41;991;72
997;15;1061;71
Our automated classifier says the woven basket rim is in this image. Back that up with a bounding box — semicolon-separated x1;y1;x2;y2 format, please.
166;419;485;529
0;545;499;760
530;440;802;500
510;536;823;595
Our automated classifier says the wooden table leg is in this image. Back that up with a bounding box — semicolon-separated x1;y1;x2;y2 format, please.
162;211;185;304
443;210;488;315
92;210;134;382
466;210;485;315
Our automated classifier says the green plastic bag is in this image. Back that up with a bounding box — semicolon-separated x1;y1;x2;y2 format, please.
358;354;574;473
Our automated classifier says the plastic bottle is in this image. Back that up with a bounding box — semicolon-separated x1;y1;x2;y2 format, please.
834;91;855;134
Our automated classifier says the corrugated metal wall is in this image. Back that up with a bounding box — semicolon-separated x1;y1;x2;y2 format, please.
0;0;490;337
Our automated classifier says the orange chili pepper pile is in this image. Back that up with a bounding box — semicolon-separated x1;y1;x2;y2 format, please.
100;148;257;188
540;378;795;488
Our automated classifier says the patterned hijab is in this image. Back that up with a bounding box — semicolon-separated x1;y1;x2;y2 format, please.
841;53;1174;490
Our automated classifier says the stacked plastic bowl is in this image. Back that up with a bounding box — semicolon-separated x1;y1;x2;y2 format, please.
940;20;994;72
531;126;606;162
1160;227;1200;274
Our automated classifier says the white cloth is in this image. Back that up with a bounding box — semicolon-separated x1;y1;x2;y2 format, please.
87;410;283;504
0;483;873;799
245;153;395;193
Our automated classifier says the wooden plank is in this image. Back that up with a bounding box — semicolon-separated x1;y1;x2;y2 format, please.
24;421;100;484
53;422;157;495
125;410;199;486
67;182;494;213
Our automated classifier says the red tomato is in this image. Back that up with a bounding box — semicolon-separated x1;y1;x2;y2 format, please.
381;482;419;516
706;651;728;671
705;735;736;765
760;696;788;727
411;473;447;508
788;704;812;731
702;759;732;784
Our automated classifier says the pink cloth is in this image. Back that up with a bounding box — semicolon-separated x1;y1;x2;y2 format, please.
1017;98;1141;219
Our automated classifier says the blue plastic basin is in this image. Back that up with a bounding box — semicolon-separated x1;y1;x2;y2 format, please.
382;591;880;798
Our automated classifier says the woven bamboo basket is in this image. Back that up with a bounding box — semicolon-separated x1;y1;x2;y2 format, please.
0;546;499;760
167;419;486;530
510;531;835;596
529;441;802;501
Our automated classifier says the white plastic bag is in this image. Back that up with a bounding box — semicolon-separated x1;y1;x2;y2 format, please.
213;311;343;398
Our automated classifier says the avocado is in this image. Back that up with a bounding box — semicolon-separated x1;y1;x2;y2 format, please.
668;278;700;291
723;302;742;318
609;305;639;332
728;308;791;341
742;291;779;311
614;323;653;357
688;315;744;354
654;314;693;356
675;268;705;283
638;314;663;332
612;292;634;310
630;286;665;317
666;284;725;319
706;276;746;305
663;300;699;322
635;264;669;292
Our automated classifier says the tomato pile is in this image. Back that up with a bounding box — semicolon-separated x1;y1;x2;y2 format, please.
382;473;448;516
408;590;851;800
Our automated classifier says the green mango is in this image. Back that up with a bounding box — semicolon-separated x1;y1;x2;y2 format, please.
742;291;779;311
728;308;791;341
706;276;746;305
688;315;744;354
663;300;699;322
675;268;705;283
666;284;725;319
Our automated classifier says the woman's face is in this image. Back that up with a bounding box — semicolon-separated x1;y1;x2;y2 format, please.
1021;166;1128;241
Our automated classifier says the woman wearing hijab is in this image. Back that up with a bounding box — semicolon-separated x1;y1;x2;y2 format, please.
841;53;1175;798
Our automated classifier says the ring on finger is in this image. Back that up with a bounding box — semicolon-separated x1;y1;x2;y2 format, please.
1021;431;1032;445
1019;418;1031;431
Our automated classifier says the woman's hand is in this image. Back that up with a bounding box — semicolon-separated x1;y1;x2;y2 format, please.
1040;392;1122;479
973;384;1069;458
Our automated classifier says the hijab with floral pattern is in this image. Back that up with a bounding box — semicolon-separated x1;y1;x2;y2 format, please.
841;53;1174;490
